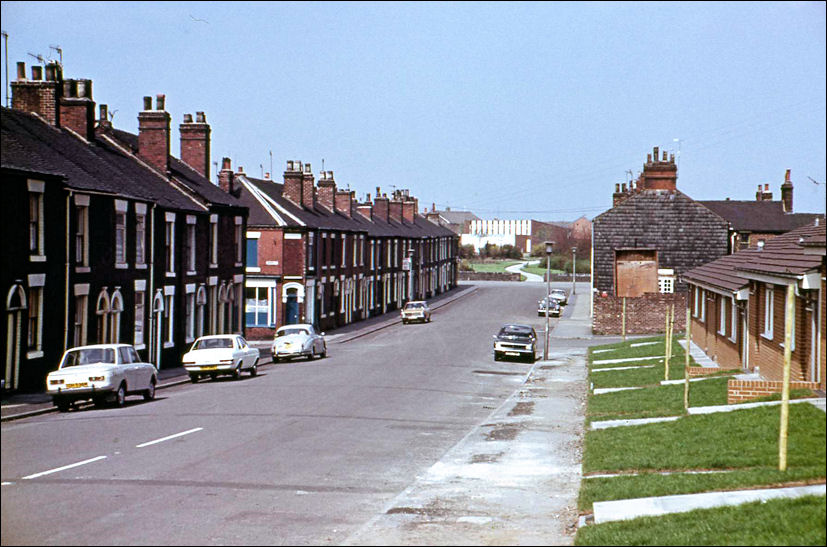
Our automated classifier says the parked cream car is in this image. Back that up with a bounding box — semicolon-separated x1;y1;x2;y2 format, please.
46;344;158;411
271;324;326;362
401;301;431;324
182;335;260;382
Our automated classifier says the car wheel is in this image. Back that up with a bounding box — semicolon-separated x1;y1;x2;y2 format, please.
55;398;70;412
320;344;327;358
232;364;242;380
114;383;126;407
143;378;156;401
249;364;257;377
494;352;501;362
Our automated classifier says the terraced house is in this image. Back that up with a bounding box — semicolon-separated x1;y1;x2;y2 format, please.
1;61;247;391
683;222;826;398
232;162;459;338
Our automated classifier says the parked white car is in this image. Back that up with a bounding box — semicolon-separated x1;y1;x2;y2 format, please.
182;335;260;383
272;324;326;362
46;344;158;411
401;301;432;324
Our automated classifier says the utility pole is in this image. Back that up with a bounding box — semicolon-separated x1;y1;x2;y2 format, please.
571;246;577;295
779;284;794;471
544;241;553;361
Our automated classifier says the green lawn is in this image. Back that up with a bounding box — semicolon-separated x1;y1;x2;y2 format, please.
522;265;565;276
468;260;522;273
575;495;826;546
577;334;827;546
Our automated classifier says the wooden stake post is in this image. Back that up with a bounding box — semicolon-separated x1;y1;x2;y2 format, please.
664;304;674;380
621;297;627;341
779;284;794;471
684;307;691;411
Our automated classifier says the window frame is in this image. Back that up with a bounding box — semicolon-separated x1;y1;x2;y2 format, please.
762;285;774;340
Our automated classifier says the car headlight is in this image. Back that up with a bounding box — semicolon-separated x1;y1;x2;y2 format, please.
89;376;106;382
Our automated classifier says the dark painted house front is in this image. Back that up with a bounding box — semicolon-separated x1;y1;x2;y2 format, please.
2;61;247;391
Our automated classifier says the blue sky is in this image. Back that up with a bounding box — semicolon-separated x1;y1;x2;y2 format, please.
2;1;825;219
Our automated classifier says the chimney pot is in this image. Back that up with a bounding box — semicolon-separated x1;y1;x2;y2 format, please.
647;154;652;163
45;64;55;81
100;104;108;122
764;183;769;191
31;66;43;80
653;146;659;160
183;113;193;123
265;172;270;180
143;96;152;110
16;62;26;80
222;157;232;170
156;94;165;111
195;111;205;123
238;166;244;173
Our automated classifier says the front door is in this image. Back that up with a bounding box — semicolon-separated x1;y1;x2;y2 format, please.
286;291;299;325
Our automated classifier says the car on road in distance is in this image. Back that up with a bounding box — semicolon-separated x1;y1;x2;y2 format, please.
182;335;260;382
271;324;327;362
401;300;432;324
537;296;561;317
492;324;537;363
549;288;568;305
46;344;158;411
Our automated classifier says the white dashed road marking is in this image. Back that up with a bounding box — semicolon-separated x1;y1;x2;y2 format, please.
135;427;203;448
22;455;108;479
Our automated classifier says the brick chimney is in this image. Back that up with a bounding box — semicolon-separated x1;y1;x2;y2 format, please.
317;171;336;211
425;211;441;224
356;194;373;221
11;61;62;126
612;183;625;207
218;157;234;194
781;170;793;213
58;78;95;140
755;184;763;201
335;189;352;218
180;111;211;179
374;188;389;223
283;161;303;206
138;94;171;173
402;196;417;224
762;183;773;201
389;197;403;224
640;146;677;191
301;163;316;210
98;104;111;130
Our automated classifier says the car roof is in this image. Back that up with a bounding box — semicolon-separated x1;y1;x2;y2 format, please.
501;324;533;331
195;334;237;339
276;324;313;330
65;344;132;351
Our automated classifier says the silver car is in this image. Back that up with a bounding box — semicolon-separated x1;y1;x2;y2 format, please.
401;301;432;324
272;324;327;362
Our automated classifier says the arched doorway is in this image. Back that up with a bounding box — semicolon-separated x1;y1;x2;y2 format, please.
5;282;27;390
282;282;305;325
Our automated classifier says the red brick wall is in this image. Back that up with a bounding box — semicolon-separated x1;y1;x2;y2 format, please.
59;98;94;140
688;291;744;370
728;378;820;404
138;110;171;172
256;230;284;275
593;293;687;335
11;81;58;125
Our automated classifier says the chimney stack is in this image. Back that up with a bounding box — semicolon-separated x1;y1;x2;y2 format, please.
335;189;352;218
640;146;677;191
388;196;403;224
219;157;234;194
283;161;303;206
762;183;773;201
356;194;373;221
402;194;417;223
781;169;793;213
180;111;211;179
317;171;336;211
374;192;389;223
302;163;316;210
11;61;61;126
138;94;171;173
59;78;95;140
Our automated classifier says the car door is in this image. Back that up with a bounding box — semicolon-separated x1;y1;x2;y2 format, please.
117;346;137;390
129;346;152;389
236;336;252;368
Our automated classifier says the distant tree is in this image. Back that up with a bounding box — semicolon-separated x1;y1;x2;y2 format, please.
459;244;476;259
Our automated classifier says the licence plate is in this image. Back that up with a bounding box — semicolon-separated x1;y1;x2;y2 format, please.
505;352;520;356
66;382;88;389
201;365;218;370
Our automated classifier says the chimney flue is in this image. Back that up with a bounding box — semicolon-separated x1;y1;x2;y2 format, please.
31;66;43;80
143;96;152;110
16;62;25;80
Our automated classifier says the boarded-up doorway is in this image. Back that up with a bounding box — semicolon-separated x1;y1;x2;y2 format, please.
615;249;658;297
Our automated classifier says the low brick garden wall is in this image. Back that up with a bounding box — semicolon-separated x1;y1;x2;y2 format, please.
727;378;821;404
593;293;687;335
458;272;522;281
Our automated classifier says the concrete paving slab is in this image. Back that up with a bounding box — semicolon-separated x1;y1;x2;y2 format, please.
593;484;826;524
591;365;655;372
593;387;644;395
589;416;681;430
678;339;719;368
688;398;826;415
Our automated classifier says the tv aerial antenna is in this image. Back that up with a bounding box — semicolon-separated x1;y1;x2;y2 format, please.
49;44;63;66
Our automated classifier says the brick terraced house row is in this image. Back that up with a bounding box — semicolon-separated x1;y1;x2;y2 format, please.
1;61;247;392
683;222;825;401
232;162;459;338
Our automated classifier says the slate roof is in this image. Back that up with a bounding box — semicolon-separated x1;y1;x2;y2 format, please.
735;223;826;278
103;128;245;210
435;209;479;225
699;200;823;233
240;175;455;239
2;107;205;212
682;250;755;293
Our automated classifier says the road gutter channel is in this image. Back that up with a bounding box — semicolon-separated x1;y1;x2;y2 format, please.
2;285;480;423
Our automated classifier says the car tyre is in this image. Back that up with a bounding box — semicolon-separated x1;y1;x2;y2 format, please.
249;364;257;377
232;364;241;380
320;344;327;358
114;383;126;407
494;352;501;362
143;378;156;401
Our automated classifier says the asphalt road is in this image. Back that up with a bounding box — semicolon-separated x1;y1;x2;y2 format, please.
1;282;586;546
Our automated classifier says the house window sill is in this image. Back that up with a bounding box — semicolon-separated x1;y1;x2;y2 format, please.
30;255;47;262
116;263;129;269
761;333;773;341
26;350;44;359
75;266;91;274
135;263;148;270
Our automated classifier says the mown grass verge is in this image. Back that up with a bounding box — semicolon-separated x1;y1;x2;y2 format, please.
575;494;826;546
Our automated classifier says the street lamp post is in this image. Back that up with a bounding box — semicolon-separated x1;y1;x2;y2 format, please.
406;248;415;302
572;246;577;295
544;241;553;361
